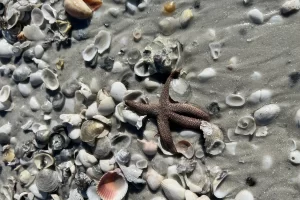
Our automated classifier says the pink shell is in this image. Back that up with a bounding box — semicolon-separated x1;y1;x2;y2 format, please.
97;169;128;200
176;140;195;159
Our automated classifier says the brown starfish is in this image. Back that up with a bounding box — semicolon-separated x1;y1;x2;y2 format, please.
125;69;210;153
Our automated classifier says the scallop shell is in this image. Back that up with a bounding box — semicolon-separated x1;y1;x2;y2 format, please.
0;85;11;103
234;116;256;135
82;44;98;62
110;133;132;152
200;121;225;155
97;169;128;200
94;30;112;54
41;68;59;90
41;4;57;24
225;93;245;107
35;169;60;193
80;120;105;143
175;140;194;159
161;179;186;200
19;170;35;187
31;8;44;26
33;153;55;169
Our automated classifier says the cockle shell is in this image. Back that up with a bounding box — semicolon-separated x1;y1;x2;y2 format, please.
80;120;105;143
33;153;55;169
235;116;256;135
94;30;112;54
35;169;60;193
146;168;164;191
31;8;44;26
161;179;186;200
41;68;59;91
41;4;57;24
97;169;128;200
64;0;102;19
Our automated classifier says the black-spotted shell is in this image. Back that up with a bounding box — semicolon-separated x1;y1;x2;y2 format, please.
35;169;60;192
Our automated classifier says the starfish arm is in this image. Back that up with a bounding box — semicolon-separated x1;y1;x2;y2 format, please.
160;69;181;105
125;100;159;116
157;114;177;153
169;103;210;121
168;111;203;130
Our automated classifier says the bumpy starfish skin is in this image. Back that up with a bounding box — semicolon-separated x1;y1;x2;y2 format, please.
125;69;210;153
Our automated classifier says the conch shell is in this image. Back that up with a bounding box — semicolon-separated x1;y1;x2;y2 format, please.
64;0;102;19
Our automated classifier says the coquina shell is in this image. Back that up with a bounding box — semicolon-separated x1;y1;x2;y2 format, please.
80;120;105;143
97;169;128;200
235;116;256;135
41;68;59;90
35;169;60;193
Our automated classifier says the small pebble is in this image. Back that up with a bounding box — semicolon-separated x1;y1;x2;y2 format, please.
12;64;31;82
248;9;264;24
281;0;300;15
179;9;193;28
251;71;262;81
138;2;147;11
34;45;44;59
164;1;176;13
52;92;65;110
112;61;123;73
110;82;127;102
29;96;40;111
126;2;138;14
268;15;283;24
61;79;81;98
198;68;216;82
30;70;43;87
18;83;32;97
254;104;280;125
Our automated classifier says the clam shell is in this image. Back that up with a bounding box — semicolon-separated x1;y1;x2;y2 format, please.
235;189;254;200
94;30;112;54
288;138;300;152
122;109;146;129
41;68;59;91
35;169;60;193
0;85;11;103
235;116;256;135
33;153;55;169
82;44;98;62
225;93;245;107
110;81;127;102
254;104;280;125
31;8;44;26
94;136;112;159
23;25;46;41
97;89;116;116
146;168;164;191
161;179;186;200
80;120;105;143
175;140;194;159
41;4;57;24
110;133;132;152
97;169;128;200
19;170;35;187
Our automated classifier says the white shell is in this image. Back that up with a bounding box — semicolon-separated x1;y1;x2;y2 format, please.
59;114;82;126
289;150;300;164
100;159;115;172
41;68;59;90
235;116;256;135
82;44;98;62
295;108;300;128
167;165;185;187
29;96;40;111
158;17;180;36
235;189;254;200
97;89;116;116
0;85;11;103
136;159;148;169
247;89;272;104
18;83;32;97
138;139;158;156
86;186;101;200
143;77;161;91
197;195;210;200
75;149;98;167
254;104;280;125
198;68;216;82
134;58;156;77
288;138;300;151
209;42;221;60
161;179;186;200
225;94;245;107
247;9;264;24
31;8;44;26
34;45;44;59
41;4;57;24
110;82;127;102
94;30;112;54
30;70;43;87
0;40;15;58
146;168;164;191
122;109;146;129
68;127;81;140
23;25;46;41
86;102;99;119
175;140;194;159
281;0;300;14
169;78;192;103
185;190;198;200
256;126;268;137
32;58;50;69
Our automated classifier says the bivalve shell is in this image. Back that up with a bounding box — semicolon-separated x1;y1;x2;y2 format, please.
31;8;44;26
0;85;11;103
175;140;194;159
235;189;254;200
161;179;186;200
19;170;35;188
254;104;280;125
33;153;55;169
94;30;112;54
80;120;105;143
225;93;245;107
289;150;300;164
82;44;98;62
41;4;57;24
35;169;60;193
41;68;59;91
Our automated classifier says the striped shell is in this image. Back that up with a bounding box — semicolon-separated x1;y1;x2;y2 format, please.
35;169;60;192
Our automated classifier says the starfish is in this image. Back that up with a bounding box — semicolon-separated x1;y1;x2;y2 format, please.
125;69;210;153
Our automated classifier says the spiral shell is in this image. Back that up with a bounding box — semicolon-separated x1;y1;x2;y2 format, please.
235;116;256;135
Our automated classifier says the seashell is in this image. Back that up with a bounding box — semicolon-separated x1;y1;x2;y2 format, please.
2;145;15;163
0;85;11;103
179;130;198;138
18;82;32;97
31;8;44;27
209;42;221;60
34;45;44;59
110;133;132;152
151;197;167;200
19;170;35;187
34;153;54;169
179;9;193;28
97;169;128;200
289;150;300;164
35;169;60;192
80;120;106;143
33;58;49;70
16;192;35;200
177;159;197;174
12;64;31;82
234;116;256;135
0;39;17;58
235;189;254;200
161;179;186;200
157;137;174;156
185;190;198;200
200;121;225;155
143;77;161;91
0;64;16;77
169;78;192;103
35;128;51;144
30;70;43;87
138;139;158;156
295;108;300;128
87;185;101;200
75;172;93;191
41;4;57;24
82;44;98;62
225;93;245;107
86;102;99;119
23;25;46;41
134;58;157;77
247;9;264;24
146;168;164;191
127;48;142;65
100;159;115;172
212;170;232;198
110;81;127;102
64;0;102;19
256;126;268;137
197;195;210;200
281;0;300;15
247;89;272;104
118;163;145;184
254;104;280;125
225;142;237;155
52;92;65;111
167;165;186;187
93;136;112;159
115;148;131;165
41;68;59;90
67;189;84;200
97;89;116;116
175;140;194;159
195;148;205;159
94;30;112;54
288;138;300;152
159;17;180;36
28;183;48;199
61;79;81;98
136;159;148;169
152;156;170;176
29;96;40;111
198;67;216;82
75;149;97;168
49;129;70;151
122;109;146;129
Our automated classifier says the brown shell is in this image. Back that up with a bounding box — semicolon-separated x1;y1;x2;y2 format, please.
80;120;104;143
164;1;176;13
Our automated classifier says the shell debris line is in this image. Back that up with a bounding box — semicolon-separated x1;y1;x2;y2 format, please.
0;0;299;200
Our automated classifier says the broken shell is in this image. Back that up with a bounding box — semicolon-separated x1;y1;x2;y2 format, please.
75;172;93;191
111;133;132;152
60;114;82;126
87;185;101;200
34;153;55;169
127;48;142;65
134;58;157;77
138;139;158;156
0;85;11;103
110;81;127;102
254;104;280;125
94;136;112;159
31;8;44;26
97;89;116;116
23;25;46;41
100;159;115;172
235;116;256;135
288;138;300;152
2;146;15;163
19;170;35;188
118;163;145;184
36;169;60;193
115;148;131;165
167;165;186;187
146;168;164;191
41;4;57;24
209;42;221;60
175;140;194;159
76;149;98;167
122;110;146;130
256;126;268;137
161;179;186;200
185;190;198;200
225;93;245;107
81;120;106;143
94;30;112;54
12;64;31;82
289;150;300;164
82;44;98;62
97;169;128;200
200;121;225;155
48;125;70;151
41;68;59;90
